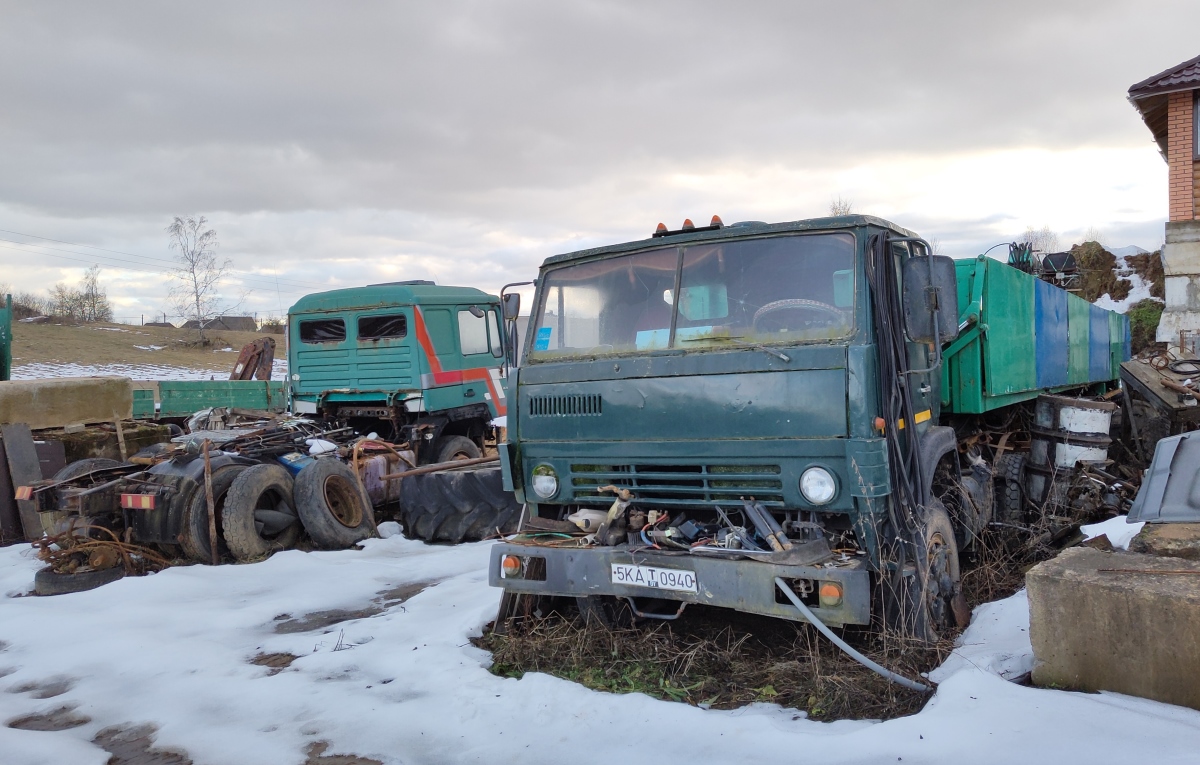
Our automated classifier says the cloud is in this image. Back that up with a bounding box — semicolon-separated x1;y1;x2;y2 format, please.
0;1;1193;318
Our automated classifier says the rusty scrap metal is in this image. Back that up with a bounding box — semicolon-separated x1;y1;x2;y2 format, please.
379;455;497;481
33;521;171;575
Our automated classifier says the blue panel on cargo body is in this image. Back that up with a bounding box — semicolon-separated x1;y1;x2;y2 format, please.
1034;280;1069;388
1123;315;1132;360
1089;304;1110;381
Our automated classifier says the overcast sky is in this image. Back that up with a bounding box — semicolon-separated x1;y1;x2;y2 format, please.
0;1;1196;322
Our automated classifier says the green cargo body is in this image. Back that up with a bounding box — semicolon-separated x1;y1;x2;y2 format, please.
0;294;11;382
132;380;287;419
942;256;1130;413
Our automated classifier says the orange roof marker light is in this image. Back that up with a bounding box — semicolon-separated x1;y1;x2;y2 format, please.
652;215;726;238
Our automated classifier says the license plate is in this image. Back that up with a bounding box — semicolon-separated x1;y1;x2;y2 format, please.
610;564;698;593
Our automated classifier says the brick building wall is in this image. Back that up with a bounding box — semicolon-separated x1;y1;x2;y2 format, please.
1167;90;1196;221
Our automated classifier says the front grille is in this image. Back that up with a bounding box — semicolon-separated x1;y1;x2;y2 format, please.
528;394;602;417
570;463;784;507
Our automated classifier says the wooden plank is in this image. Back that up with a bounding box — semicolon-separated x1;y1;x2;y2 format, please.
33;439;66;481
1;423;45;540
0;439;22;544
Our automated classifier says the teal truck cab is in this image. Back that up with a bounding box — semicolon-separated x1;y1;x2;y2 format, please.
490;215;1129;640
288;281;509;464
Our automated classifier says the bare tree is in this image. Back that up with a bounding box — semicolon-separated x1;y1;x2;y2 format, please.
79;265;112;322
1019;225;1060;254
829;196;855;216
167;216;233;341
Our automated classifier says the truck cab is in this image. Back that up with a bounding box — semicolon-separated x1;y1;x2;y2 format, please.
489;215;1127;640
288;281;508;463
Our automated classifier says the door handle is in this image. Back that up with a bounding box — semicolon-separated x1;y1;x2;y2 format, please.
464;389;476;398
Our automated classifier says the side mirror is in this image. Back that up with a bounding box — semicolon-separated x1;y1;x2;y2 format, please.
902;255;960;344
501;293;521;320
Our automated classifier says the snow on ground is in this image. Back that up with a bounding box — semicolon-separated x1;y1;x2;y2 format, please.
1093;245;1160;314
10;358;289;382
3;535;1200;765
1082;515;1144;550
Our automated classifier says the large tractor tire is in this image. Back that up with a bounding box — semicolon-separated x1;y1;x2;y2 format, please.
398;465;521;543
294;458;375;549
180;464;248;564
222;463;302;561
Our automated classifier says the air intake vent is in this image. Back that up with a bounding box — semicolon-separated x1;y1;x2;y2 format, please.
528;394;602;417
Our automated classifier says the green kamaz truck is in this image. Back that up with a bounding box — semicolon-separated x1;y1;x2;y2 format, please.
287;281;511;464
489;215;1129;640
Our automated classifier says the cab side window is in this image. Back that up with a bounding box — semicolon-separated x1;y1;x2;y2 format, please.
458;309;489;355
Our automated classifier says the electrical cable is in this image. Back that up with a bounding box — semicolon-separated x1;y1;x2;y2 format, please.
774;578;931;693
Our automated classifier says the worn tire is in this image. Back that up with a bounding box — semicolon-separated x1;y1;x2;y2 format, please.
34;565;125;596
434;435;482;463
294;458;375;549
398;465;521;543
179;464;248;564
909;503;965;643
222;463;301;561
993;453;1026;524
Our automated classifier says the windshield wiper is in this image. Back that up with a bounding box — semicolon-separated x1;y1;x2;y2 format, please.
681;335;790;362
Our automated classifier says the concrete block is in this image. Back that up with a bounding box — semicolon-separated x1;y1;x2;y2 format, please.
1027;547;1200;710
0;377;132;430
1129;523;1200;561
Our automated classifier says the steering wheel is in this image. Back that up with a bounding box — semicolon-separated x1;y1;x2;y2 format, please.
752;299;847;333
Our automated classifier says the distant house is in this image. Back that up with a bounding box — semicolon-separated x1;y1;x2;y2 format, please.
1128;54;1200;340
180;316;258;332
144;321;175;328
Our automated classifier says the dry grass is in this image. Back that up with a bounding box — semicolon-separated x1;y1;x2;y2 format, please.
479;604;951;722
10;320;266;373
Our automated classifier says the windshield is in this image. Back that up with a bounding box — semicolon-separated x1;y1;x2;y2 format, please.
529;232;855;359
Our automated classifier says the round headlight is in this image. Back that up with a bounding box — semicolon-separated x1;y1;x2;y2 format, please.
531;464;559;499
800;466;836;505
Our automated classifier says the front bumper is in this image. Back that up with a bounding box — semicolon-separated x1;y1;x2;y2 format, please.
489;542;871;626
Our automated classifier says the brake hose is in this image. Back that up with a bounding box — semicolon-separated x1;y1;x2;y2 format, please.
774;577;931;693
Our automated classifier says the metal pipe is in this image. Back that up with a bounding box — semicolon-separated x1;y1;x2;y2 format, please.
747;500;793;550
379;455;498;481
773;577;931;693
742;501;784;552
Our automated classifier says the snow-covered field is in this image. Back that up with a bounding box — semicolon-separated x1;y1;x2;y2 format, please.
3;525;1199;765
9;357;289;382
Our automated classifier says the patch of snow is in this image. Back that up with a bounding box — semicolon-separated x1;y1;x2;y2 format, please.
214;347;236;352
10;363;221;381
376;521;402;539
3;539;1200;765
1093;247;1161;314
928;590;1033;683
132;345;166;351
92;327;131;332
1082;515;1144;550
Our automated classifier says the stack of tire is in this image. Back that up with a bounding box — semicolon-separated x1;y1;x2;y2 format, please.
397;437;522;544
184;457;376;564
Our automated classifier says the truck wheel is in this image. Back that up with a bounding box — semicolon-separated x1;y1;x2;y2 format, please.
294;459;375;549
398;465;521;543
434;435;481;463
179;464;247;563
34;564;125;596
909;503;967;642
993;453;1026;524
221;464;301;561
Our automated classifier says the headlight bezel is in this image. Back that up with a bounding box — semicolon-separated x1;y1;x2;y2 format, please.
530;463;560;499
799;465;838;505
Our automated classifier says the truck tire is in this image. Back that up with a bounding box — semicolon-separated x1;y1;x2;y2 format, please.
398;466;521;543
434;435;481;463
34;564;125;596
179;464;247;563
221;463;301;561
909;503;966;643
294;459;375;549
993;453;1026;524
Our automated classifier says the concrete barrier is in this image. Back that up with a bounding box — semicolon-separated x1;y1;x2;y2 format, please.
1027;546;1200;710
0;377;132;430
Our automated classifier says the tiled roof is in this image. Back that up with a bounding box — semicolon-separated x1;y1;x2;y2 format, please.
1129;53;1200;99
